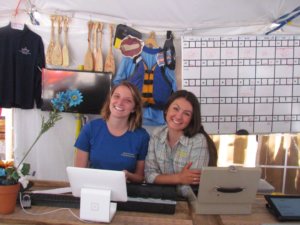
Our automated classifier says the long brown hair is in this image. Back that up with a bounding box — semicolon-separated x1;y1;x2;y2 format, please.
101;81;143;131
164;90;218;166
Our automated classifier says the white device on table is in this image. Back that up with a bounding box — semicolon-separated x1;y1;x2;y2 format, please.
188;166;261;214
66;166;127;223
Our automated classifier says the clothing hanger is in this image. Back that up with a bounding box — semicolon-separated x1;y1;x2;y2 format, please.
10;16;25;30
144;31;159;48
10;0;25;30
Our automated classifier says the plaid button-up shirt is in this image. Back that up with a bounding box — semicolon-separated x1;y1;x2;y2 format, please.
144;126;209;196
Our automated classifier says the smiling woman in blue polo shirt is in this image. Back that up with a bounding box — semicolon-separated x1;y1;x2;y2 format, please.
74;81;150;183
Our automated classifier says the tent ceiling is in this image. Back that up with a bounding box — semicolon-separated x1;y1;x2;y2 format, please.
0;0;299;30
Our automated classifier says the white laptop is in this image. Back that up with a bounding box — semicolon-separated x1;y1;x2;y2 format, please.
188;166;261;214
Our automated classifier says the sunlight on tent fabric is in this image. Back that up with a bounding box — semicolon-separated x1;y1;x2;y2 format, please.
2;108;13;160
272;134;291;162
244;135;258;167
283;134;290;163
274;134;281;160
218;135;234;166
217;135;257;167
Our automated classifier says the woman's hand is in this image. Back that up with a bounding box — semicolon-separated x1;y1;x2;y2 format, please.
152;162;201;185
123;161;145;183
123;170;129;180
123;169;144;183
177;162;201;185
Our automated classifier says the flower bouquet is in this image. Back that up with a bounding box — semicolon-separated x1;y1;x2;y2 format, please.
0;89;83;188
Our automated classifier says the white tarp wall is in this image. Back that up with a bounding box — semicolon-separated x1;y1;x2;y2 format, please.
0;0;299;181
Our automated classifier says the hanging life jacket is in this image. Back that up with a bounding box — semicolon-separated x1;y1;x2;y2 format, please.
127;59;173;110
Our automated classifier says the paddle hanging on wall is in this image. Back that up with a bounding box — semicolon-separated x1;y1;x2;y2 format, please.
46;15;55;65
62;16;70;67
104;24;115;75
95;22;104;72
84;21;94;71
51;16;63;66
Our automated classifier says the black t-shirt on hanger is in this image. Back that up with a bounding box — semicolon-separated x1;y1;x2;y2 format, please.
0;24;45;109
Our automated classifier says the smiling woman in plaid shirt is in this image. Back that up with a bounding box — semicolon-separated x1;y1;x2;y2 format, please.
144;90;217;196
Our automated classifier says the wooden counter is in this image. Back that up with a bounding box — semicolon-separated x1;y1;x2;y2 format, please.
0;181;299;225
0;180;193;225
218;195;299;225
0;201;193;225
192;195;300;225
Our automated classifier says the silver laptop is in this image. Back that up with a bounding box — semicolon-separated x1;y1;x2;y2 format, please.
188;166;261;214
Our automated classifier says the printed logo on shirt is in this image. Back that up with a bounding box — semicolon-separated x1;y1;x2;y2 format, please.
19;47;31;55
121;152;136;158
178;150;188;158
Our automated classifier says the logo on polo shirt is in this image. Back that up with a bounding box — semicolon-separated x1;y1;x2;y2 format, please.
121;152;136;158
19;47;31;55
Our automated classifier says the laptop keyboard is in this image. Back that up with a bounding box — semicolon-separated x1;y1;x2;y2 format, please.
23;183;177;214
23;193;80;208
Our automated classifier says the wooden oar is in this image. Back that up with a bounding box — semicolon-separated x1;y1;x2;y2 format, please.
46;15;55;65
84;21;94;71
62;16;69;67
104;24;115;75
51;16;63;66
92;22;98;70
95;22;103;72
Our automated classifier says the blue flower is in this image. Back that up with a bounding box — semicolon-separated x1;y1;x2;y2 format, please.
0;168;6;177
57;91;70;103
51;97;65;112
51;89;83;111
67;89;83;107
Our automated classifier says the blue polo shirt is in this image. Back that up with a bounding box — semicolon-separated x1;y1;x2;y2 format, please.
75;119;149;172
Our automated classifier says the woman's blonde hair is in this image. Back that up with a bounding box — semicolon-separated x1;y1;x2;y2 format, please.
101;81;143;131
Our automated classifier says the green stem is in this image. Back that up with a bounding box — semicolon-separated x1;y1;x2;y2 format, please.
17;131;43;170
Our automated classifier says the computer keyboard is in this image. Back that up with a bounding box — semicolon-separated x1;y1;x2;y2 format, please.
24;193;80;208
126;183;177;200
24;183;177;214
117;197;176;214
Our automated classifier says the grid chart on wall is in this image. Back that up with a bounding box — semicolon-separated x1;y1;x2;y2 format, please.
182;35;300;135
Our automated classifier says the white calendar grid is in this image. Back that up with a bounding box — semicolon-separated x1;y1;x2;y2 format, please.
182;35;300;134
